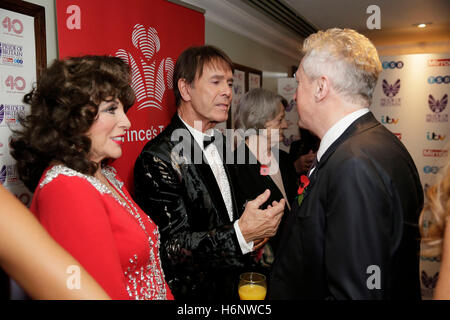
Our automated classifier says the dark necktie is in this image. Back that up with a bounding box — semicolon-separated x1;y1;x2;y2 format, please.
307;157;319;186
203;135;216;149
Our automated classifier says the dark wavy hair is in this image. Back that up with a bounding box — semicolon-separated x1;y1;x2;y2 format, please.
10;55;135;192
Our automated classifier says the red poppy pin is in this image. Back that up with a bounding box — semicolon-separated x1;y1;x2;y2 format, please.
260;164;270;176
296;175;310;205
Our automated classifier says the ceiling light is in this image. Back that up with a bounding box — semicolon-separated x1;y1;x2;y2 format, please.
413;22;432;28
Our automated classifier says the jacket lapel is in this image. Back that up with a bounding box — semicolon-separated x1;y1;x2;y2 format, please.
171;115;233;224
303;112;380;199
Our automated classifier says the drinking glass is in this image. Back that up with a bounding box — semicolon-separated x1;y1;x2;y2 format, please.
238;272;267;300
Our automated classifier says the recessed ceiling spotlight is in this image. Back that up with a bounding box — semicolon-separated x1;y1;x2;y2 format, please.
414;22;432;28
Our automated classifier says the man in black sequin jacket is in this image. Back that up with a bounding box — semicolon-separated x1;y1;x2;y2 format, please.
133;45;285;301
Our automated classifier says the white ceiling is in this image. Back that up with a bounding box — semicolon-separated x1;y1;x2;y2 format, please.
284;0;450;31
180;0;450;60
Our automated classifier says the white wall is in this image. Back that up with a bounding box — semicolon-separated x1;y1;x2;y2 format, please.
25;0;58;65
205;20;299;93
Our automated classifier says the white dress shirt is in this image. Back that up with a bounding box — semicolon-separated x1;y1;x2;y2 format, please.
179;115;254;254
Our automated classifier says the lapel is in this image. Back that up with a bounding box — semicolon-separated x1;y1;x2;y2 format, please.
303;112;380;199
246;143;283;199
171;115;234;223
218;133;240;220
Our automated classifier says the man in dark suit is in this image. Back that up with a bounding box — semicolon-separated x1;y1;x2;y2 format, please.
134;45;285;301
270;28;423;300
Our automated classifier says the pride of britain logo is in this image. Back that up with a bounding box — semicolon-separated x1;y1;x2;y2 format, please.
0;166;5;185
116;24;174;111
0;104;4;124
380;79;401;106
0;103;25;127
0;164;19;185
0;42;23;67
426;94;448;122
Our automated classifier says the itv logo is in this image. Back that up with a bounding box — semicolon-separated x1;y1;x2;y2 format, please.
381;116;399;124
427;132;446;141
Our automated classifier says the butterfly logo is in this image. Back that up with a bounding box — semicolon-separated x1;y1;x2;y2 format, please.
282;134;295;147
286;99;295;112
0;166;6;185
116;24;174;111
428;94;448;113
0;104;4;125
421;271;439;289
382;79;400;97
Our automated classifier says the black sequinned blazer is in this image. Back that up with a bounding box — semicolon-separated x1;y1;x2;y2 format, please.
133;115;258;301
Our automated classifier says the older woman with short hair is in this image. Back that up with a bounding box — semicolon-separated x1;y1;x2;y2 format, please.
231;88;297;269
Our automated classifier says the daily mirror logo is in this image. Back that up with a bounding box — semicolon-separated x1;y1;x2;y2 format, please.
428;59;450;67
422;149;448;157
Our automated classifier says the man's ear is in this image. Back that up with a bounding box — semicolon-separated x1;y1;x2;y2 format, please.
314;76;329;102
178;78;192;102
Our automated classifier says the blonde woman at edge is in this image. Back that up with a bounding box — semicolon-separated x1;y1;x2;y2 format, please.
420;160;450;299
0;185;110;299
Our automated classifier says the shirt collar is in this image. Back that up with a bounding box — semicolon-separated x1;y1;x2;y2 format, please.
178;114;215;151
317;108;370;161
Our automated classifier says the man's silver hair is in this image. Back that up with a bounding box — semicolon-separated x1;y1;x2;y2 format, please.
301;28;382;107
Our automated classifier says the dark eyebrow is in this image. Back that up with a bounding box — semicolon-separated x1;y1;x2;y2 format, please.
102;99;119;108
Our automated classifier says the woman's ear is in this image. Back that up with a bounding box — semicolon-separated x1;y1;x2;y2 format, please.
314;76;329;102
178;78;191;102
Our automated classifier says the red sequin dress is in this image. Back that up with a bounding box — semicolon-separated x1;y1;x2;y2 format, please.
31;165;173;300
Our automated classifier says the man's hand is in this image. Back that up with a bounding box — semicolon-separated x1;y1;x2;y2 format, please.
238;189;285;243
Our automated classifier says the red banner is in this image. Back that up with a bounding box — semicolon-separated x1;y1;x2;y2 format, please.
56;0;204;192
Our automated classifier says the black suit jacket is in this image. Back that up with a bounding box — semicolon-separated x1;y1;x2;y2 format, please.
133;115;257;301
270;112;424;300
229;144;297;256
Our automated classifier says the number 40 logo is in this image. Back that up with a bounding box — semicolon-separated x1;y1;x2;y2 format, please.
2;16;24;34
5;75;26;91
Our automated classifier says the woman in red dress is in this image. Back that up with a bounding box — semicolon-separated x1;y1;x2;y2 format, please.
10;56;173;300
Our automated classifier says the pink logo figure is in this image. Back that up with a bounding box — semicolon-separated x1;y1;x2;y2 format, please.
428;94;447;113
116;24;174;111
382;79;400;97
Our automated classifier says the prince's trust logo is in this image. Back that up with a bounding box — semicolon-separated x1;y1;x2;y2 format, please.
116;24;174;111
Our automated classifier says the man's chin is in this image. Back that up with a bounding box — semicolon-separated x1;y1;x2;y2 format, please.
213;114;228;124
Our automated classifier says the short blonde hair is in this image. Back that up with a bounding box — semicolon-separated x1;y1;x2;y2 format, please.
420;160;450;256
301;28;382;107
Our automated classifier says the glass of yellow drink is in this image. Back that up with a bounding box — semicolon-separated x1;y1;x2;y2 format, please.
238;272;267;300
